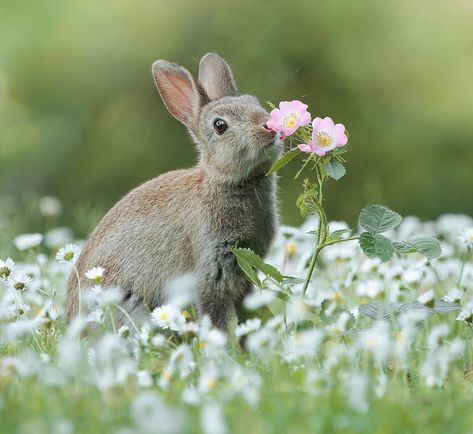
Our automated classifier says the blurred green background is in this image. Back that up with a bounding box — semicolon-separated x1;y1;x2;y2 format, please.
1;0;472;236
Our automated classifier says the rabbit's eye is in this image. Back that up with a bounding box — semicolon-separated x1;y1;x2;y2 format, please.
213;118;228;135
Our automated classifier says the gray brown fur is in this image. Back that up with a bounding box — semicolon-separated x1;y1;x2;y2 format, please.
64;53;281;329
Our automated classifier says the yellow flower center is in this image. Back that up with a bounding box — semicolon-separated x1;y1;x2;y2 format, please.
206;377;217;389
283;113;298;129
199;341;206;350
333;291;343;303
160;312;168;321
286;242;296;256
316;132;333;147
182;309;191;320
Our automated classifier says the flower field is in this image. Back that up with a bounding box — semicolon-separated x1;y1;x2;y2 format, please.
1;194;473;433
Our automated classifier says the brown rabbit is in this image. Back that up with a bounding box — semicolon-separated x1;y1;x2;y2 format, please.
64;53;281;329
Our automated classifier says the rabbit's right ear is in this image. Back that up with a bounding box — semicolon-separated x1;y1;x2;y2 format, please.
152;60;201;130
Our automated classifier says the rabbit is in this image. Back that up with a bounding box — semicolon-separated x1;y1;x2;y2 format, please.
64;53;282;329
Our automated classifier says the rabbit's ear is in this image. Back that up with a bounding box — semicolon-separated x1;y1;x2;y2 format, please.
152;60;201;129
198;53;237;101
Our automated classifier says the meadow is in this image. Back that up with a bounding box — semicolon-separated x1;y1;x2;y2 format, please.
1;1;473;432
1;192;473;434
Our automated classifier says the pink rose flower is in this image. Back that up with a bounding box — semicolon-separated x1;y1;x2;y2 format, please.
266;100;311;137
298;117;348;156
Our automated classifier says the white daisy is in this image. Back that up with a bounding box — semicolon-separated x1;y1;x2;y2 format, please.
56;243;81;264
151;304;185;331
235;318;262;337
417;289;435;307
14;233;43;251
457;302;473;323
0;258;16;280
118;325;130;338
85;266;105;283
458;227;473;250
8;272;33;292
39;195;62;218
443;288;463;304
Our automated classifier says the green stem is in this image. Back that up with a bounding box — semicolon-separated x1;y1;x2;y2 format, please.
108;306;117;334
458;248;470;288
322;236;360;248
113;304;140;334
73;264;82;317
301;165;328;297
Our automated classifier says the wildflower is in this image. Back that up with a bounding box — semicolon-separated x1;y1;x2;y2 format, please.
417;289;435;308
443;288;463;304
46;227;74;249
118;325;130;338
85;266;105;283
298;116;348;156
458;227;473;250
14;233;43;251
457;302;473;323
243;290;276;310
235;318;261;337
8;272;33;292
39;195;62;218
151;304;186;331
286;241;297;257
0;258;15;280
358;321;391;364
266;100;311;137
86;285;122;308
131;392;185;434
56;244;81;264
200;403;227;434
136;370;153;387
283;328;324;361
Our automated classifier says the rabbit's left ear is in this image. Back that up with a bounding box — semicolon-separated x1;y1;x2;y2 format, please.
199;53;238;101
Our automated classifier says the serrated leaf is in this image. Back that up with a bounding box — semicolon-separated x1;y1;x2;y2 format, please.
359;205;402;235
393;238;441;260
234;256;261;287
266;148;300;175
324;159;346;180
359;232;394;262
231;248;283;283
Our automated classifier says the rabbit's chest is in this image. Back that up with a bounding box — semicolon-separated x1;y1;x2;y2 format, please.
207;178;277;256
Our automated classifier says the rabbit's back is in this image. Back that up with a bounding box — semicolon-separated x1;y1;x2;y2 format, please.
65;168;205;321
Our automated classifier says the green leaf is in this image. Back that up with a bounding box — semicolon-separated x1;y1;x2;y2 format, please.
324;159;346;180
358;205;402;235
231;248;283;283
282;276;305;285
359;232;394;262
233;256;261;287
332;145;348;155
325;228;351;243
393;237;441;260
266;148;300;175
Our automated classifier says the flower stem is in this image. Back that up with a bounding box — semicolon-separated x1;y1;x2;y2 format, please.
301;164;328;297
457;248;470;288
73;264;82;317
113;304;140;334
